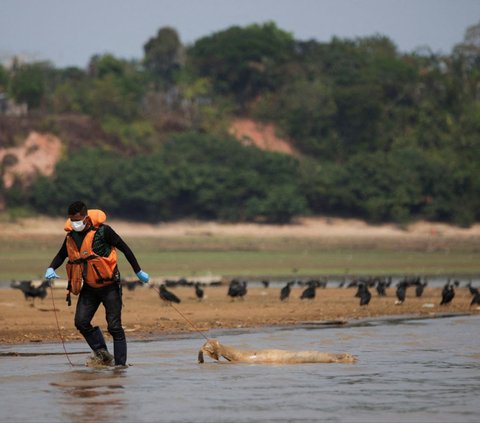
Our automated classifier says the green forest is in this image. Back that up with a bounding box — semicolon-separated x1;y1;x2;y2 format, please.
1;22;479;225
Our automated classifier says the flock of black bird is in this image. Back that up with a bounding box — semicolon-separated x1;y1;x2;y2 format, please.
140;275;480;308
9;275;480;308
153;276;480;308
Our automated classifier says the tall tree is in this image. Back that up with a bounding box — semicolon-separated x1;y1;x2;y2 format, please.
83;54;145;121
188;22;294;107
9;61;54;109
143;27;184;87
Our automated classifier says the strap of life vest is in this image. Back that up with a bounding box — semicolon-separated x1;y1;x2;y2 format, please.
67;255;115;284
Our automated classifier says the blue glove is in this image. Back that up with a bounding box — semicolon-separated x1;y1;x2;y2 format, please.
136;270;149;284
45;267;59;280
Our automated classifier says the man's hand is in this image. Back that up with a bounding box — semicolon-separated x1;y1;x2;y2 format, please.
45;267;59;279
136;270;150;284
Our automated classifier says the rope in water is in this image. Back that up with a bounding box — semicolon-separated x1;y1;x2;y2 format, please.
49;284;74;366
152;286;209;341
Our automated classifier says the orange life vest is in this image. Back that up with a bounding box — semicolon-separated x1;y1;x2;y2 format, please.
64;209;118;296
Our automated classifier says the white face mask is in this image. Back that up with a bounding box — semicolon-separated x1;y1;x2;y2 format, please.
71;218;87;232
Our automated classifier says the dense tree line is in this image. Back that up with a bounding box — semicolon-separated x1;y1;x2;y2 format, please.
1;21;479;225
20;134;306;223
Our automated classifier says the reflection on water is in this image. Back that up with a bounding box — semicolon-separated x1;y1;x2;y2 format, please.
1;314;479;423
51;369;128;423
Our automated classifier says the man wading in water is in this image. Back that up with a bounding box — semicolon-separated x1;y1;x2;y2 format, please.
44;201;150;367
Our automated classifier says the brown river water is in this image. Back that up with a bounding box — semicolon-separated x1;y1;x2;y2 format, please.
1;314;479;423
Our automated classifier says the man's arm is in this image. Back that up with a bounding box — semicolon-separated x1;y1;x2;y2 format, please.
49;238;68;269
103;225;142;274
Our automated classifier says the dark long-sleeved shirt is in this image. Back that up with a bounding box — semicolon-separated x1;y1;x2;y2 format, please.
49;224;141;274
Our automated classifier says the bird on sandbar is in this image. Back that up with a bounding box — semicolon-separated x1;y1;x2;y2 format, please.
466;282;479;306
395;280;408;305
159;284;181;304
280;281;293;301
440;282;455;305
300;281;316;300
194;282;204;301
415;280;428;297
11;280;51;306
375;279;387;297
358;283;371;306
227;280;247;301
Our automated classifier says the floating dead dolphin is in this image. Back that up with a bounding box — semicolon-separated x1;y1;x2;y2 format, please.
198;339;357;364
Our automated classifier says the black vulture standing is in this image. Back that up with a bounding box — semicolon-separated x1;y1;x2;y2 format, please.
280;281;293;301
375;279;387;297
159;284;181;304
358;283;372;306
395;280;408;305
195;282;204;301
466;282;479;306
227;280;247;300
300;281;316;300
415;280;428;297
11;280;50;306
440;282;455;305
354;279;368;297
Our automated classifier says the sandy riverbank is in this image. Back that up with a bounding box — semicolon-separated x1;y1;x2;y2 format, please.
1;216;479;345
2;215;480;240
1;284;478;346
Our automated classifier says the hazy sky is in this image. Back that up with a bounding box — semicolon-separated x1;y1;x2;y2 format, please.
1;0;479;68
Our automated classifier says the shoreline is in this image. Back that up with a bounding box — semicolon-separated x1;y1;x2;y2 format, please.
1;286;478;346
2;312;474;354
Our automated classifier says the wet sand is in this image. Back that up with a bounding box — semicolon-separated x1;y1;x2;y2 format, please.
1;284;478;345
